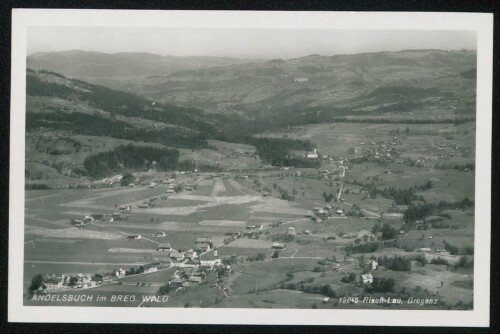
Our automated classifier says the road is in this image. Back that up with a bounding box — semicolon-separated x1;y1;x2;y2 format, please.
90;221;160;245
25;226;81;245
337;183;344;202
343;201;381;219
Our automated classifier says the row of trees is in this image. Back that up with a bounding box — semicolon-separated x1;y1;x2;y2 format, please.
377;255;412;271
434;162;475;171
278;282;337;298
371;223;399;240
27;111;209;150
240;137;320;168
403;198;474;224
364;182;432;205
83;144;180;177
365;277;395;292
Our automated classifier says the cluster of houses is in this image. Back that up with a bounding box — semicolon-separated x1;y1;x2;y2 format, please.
426;142;467;159
286;227;311;236
37;272;98;292
306;205;345;222
138;179;197;209
168;259;228;291
72;207;131;228
91;174;124;187
149;237;219;266
359;138;402;164
36;237;226;293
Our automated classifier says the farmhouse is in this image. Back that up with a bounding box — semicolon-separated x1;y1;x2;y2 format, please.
102;215;114;223
272;242;286;249
294;77;309;83
43;274;64;290
287;227;296;235
73;219;84;228
127;234;142;240
118;205;131;212
184;249;198;260
154;231;167;237
418;248;432;252
77;273;93;283
189;276;203;283
225;230;242;237
364;259;379;271
157;243;172;251
195;237;212;251
199;251;221;267
169;278;184;288
167;250;185;262
361;273;374;285
196;243;211;252
306;148;318;159
115;268;126;277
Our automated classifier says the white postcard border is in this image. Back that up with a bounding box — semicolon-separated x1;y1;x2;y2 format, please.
9;9;493;326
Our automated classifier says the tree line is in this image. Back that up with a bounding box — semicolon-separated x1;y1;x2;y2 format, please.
403;198;474;225
83;144;180;177
26;111;208;150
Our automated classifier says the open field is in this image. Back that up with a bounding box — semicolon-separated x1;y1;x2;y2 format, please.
24;120;476;309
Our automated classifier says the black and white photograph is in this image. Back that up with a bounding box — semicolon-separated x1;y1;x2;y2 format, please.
8;9;493;326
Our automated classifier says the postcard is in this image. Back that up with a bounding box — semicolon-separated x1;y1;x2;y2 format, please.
9;9;492;326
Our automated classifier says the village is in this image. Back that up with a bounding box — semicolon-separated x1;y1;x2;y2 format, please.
27;150;469;309
24;104;475;310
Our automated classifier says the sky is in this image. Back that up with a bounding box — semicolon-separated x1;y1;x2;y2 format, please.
28;27;477;59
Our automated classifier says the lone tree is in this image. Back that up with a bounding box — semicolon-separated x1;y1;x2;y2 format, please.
256;253;266;261
68;276;78;287
28;274;44;292
120;173;135;186
272;251;280;258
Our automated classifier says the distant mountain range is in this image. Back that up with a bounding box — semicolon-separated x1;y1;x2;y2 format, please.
27;49;476;122
25;49;477;180
27;50;260;82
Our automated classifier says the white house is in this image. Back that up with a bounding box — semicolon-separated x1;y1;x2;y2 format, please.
157;243;172;251
115;268;126;277
306;148;318;159
272;242;286;249
361;273;374;284
199;251;221;267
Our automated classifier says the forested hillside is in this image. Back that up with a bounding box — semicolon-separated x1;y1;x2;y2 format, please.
26;70;320;178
